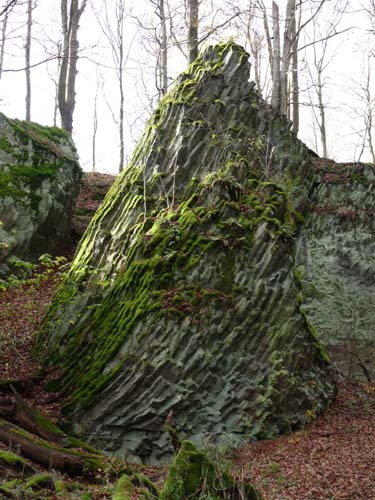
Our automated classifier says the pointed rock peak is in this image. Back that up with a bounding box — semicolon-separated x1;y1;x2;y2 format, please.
36;43;335;464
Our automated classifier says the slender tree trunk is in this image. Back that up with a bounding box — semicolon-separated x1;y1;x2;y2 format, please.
93;0;126;174
271;1;281;112
117;1;125;173
280;0;296;116
58;0;69;129
25;0;33;121
92;78;100;173
365;63;375;163
58;0;87;135
291;9;298;132
160;0;168;95
187;0;199;64
0;10;9;80
262;5;273;75
119;61;124;173
368;118;375;163
246;3;263;92
65;1;80;133
316;68;327;157
53;41;62;127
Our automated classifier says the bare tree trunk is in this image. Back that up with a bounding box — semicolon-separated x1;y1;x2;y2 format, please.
0;9;8;79
280;0;295;116
290;6;298;132
92;77;100;173
93;0;128;173
65;2;80;132
58;0;87;135
116;0;125;173
246;2;264;92
53;42;62;126
25;0;33;121
58;0;70;130
261;3;273;74
187;0;199;64
271;1;281;112
119;56;124;173
364;61;375;163
160;0;168;95
316;68;327;157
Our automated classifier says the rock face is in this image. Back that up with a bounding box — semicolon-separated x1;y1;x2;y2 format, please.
36;43;335;464
296;159;375;381
0;113;81;276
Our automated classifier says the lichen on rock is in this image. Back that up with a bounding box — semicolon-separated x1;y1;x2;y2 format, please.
0;113;81;276
36;42;335;463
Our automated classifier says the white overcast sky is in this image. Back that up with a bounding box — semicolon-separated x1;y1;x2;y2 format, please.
0;0;373;174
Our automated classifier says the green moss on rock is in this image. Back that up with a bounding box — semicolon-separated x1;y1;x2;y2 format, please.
0;111;81;276
112;474;134;500
160;441;262;500
36;42;335;463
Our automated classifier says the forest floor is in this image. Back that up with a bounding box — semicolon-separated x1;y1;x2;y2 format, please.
0;172;374;499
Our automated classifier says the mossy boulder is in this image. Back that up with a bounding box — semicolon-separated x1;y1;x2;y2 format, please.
160;440;261;500
0;113;81;276
112;474;135;500
36;42;335;463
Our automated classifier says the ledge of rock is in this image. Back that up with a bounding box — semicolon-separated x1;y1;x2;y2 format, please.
36;42;335;464
0;114;81;276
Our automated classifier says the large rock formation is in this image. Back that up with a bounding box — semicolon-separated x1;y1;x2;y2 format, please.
0;114;81;276
296;159;375;380
36;43;335;463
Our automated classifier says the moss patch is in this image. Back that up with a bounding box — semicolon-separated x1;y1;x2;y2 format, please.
160;441;262;500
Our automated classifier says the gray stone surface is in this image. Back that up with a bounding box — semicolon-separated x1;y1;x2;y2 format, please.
0;113;81;275
296;161;375;380
37;43;335;464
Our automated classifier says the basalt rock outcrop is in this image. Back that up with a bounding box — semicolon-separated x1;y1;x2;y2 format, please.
0;114;81;276
296;159;375;381
36;43;335;463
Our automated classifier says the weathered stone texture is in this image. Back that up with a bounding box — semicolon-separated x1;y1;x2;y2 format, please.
36;43;335;464
0;113;81;275
296;160;375;381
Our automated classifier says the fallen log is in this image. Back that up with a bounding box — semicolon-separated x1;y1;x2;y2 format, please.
0;418;105;475
5;386;64;443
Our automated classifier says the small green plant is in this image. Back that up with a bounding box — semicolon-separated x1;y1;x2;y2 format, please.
0;254;68;291
267;461;280;475
8;255;36;275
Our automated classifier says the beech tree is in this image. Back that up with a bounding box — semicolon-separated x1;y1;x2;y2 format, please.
134;0;170;99
58;0;87;134
187;0;199;64
153;0;168;96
